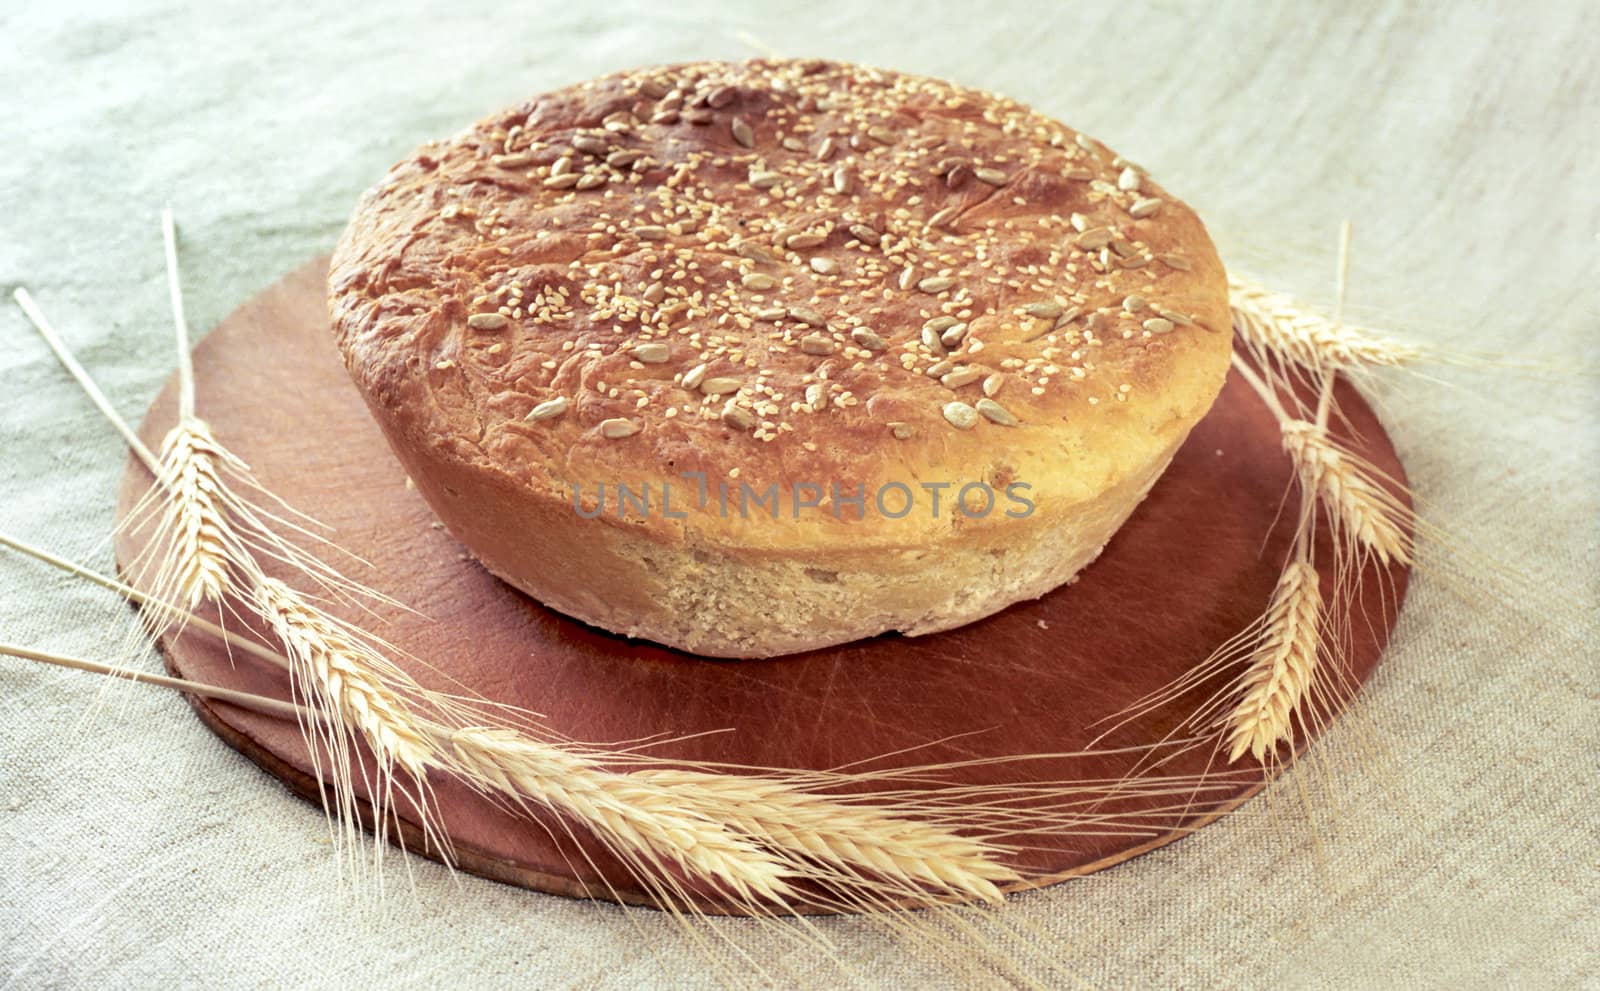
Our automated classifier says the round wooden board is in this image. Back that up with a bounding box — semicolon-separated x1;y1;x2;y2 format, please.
116;256;1411;914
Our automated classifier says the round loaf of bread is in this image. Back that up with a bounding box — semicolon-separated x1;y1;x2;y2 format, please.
329;59;1232;658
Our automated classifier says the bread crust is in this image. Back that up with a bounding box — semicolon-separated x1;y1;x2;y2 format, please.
329;59;1232;656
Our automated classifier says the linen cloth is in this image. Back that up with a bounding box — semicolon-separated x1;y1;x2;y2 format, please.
1;2;1595;987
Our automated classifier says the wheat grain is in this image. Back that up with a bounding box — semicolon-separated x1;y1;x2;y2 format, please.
1230;274;1420;371
637;769;1019;905
1280;420;1414;566
1226;560;1322;763
448;727;792;903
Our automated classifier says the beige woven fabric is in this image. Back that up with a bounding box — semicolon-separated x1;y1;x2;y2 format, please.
1;2;1595;987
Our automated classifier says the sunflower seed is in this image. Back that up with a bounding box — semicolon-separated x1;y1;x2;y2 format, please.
918;275;956;293
851;327;886;350
633;342;671;363
643;284;666;304
1118;253;1150;269
974;166;1008;186
1064;166;1094;181
1054;306;1083;329
650;109;680;125
751;306;786;320
685;108;713;124
805;383;828;410
1123;294;1148;312
721;404;756;430
1155;307;1194;326
945;164;972;189
941;366;982;389
600;418;639;439
640;79;669;99
832;166;853;195
866;125;894;144
701;376;741;396
606;149;644;168
926;359;954;378
925;316;959;333
748;170;783;188
734;239;777;263
898;267;918;291
942;401;979;430
491;152;536;168
889;421;914;440
940;322;969;347
708;84;737;108
786;232;826;249
575;173;606;190
928;205;960;230
741;272;778;290
543;173;581;189
976;398;1017;426
1129;197;1163;219
848;223;881;244
681;363;708;390
810;257;838;275
1075;133;1097;152
525;396;569;422
815;136;837;160
634;225;670;240
982;372;1005;398
1110;237;1137;258
468;313;508;330
1143;317;1175;335
572;134;609;156
788;305;827;327
1157;253;1192;271
1117;167;1142;192
921;325;947;355
730;116;755;147
1074;228;1113;250
800;333;834;355
1069;213;1090;232
1024;301;1063;320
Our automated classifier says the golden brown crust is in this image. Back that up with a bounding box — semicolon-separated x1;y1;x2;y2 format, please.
328;59;1232;654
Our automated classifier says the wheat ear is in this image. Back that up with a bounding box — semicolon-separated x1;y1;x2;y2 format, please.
636;769;1019;905
1279;420;1415;566
152;420;233;607
1230;273;1420;373
447;727;793;904
1225;560;1323;763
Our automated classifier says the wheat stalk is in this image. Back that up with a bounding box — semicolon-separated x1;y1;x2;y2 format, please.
1225;560;1323;763
636;769;1019;905
1230;273;1420;372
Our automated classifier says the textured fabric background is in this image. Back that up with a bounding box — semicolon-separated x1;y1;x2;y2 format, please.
1;2;1595;987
